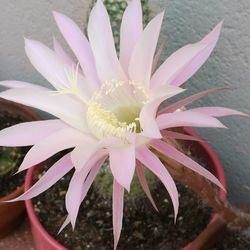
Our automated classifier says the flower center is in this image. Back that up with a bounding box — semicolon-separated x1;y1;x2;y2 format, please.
86;80;149;140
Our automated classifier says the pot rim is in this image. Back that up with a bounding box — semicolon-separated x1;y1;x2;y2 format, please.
24;128;227;250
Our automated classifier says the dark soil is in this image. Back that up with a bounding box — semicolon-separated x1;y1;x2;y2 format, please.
33;160;213;250
212;229;250;250
0;111;28;197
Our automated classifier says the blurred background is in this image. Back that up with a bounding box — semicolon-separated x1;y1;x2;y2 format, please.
0;0;249;204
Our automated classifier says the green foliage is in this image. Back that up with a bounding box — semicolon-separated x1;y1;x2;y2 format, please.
94;159;158;201
0;147;23;176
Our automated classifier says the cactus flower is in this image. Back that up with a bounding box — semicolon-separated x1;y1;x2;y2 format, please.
0;0;248;249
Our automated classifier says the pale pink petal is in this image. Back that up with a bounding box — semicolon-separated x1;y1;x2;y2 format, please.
158;87;228;115
66;150;107;228
79;155;107;202
150;139;225;190
71;136;124;171
151;44;206;88
25;39;92;98
109;144;136;192
58;216;71;234
157;111;227;130
59;155;107;233
189;107;250;118
53;12;100;90
18;128;93;172
53;37;76;67
136;146;179;220
88;0;126;82
119;0;143;73
149;83;185;100
0;80;49;90
140;86;185;138
161;130;203;142
152;43;165;74
151;22;223;88
129;12;164;87
0;119;69;147
71;142;98;171
9;153;73;202
136;161;158;211
65;171;86;229
112;180;124;250
0;88;88;132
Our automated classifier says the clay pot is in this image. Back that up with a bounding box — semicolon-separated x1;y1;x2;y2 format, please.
25;128;226;250
0;98;40;238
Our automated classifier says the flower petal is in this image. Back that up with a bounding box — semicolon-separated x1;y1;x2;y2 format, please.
152;43;164;74
59;154;107;233
109;144;136;192
112;179;124;250
66;150;107;228
151;21;223;88
140;86;185;138
150;139;225;190
0;88;88;132
0;80;49;90
88;0;126;82
136;160;158;211
25;39;92;98
136;146;179;220
0;119;69;147
119;0;143;73
157;111;227;130
8;153;73;202
189;107;250;118
158;87;229;115
18;128;93;172
58;216;71;234
129;12;164;87
53;12;100;90
71;141;98;171
161;130;203;142
53;37;76;67
71;136;124;171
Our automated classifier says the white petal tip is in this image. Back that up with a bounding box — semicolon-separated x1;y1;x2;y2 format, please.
174;215;177;224
24;38;38;49
53;11;67;24
57;227;64;235
13;169;22;176
70;221;76;230
154;206;159;213
52;10;61;18
219;184;226;193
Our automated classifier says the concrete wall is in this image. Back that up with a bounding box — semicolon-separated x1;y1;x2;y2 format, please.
0;0;249;204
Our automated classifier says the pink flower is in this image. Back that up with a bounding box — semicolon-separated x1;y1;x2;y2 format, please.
0;0;248;248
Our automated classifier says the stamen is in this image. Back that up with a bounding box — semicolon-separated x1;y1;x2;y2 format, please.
50;62;89;105
86;101;138;140
86;79;148;140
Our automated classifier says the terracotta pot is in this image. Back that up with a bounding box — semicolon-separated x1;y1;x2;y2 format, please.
25;128;226;250
0;98;40;238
